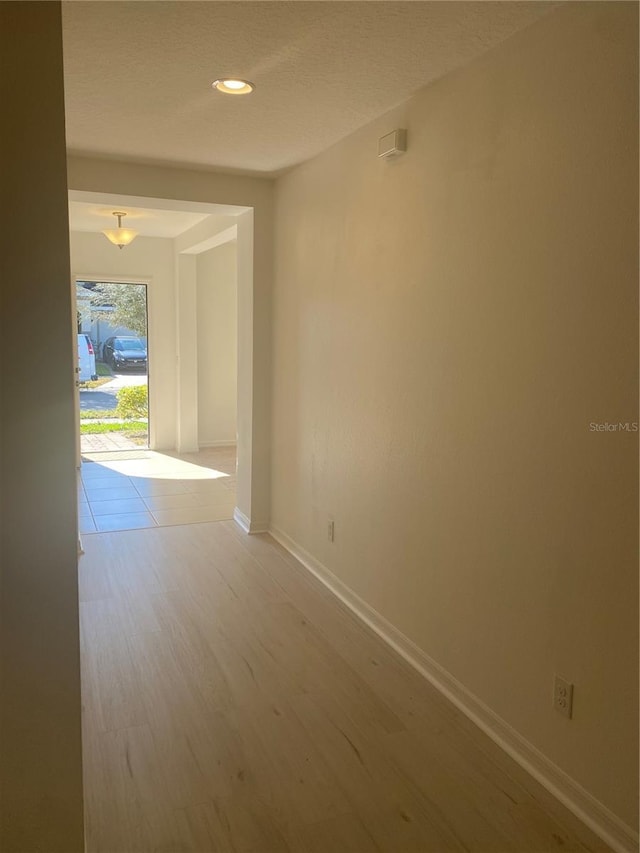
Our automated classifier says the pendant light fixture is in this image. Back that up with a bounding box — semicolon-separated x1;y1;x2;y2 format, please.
102;211;138;249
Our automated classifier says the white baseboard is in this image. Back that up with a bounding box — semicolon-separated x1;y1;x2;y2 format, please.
199;440;237;448
269;525;638;853
233;508;251;533
233;507;268;535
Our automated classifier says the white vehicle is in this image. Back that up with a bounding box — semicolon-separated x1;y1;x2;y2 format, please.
77;333;98;382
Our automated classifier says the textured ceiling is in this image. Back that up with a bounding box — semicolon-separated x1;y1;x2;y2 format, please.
62;1;554;175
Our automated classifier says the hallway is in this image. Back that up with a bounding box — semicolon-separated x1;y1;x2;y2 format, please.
79;521;608;853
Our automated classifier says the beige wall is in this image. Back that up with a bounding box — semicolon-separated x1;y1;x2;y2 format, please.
272;1;638;830
0;3;84;850
70;231;177;449
197;241;238;446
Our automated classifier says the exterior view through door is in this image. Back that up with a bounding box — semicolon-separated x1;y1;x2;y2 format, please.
76;280;149;454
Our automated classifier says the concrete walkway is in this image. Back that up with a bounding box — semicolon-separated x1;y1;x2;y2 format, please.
81;432;145;452
100;373;147;391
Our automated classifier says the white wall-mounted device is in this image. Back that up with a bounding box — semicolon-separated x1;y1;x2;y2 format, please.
378;128;407;159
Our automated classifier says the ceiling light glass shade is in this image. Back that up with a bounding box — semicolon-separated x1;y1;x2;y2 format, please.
102;227;138;249
212;78;254;95
102;212;137;249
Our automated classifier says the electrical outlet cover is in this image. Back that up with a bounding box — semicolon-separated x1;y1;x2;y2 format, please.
553;674;574;719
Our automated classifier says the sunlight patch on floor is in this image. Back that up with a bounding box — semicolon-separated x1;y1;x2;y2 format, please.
81;450;230;481
78;447;236;533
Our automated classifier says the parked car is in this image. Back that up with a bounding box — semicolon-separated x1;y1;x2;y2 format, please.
77;333;98;382
103;336;147;371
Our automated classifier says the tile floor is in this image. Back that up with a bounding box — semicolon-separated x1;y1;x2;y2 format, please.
78;447;236;534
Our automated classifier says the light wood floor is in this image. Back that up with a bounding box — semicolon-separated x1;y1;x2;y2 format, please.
79;521;611;853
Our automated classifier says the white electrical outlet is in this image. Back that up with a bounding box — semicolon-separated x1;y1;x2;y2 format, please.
327;519;334;542
553;675;574;719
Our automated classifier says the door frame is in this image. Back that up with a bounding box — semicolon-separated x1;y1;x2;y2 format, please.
73;275;153;452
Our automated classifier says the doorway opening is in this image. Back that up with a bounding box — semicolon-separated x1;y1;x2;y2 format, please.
76;280;150;454
69;189;265;532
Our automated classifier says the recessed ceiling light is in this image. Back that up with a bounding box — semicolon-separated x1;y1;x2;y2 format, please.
212;78;254;95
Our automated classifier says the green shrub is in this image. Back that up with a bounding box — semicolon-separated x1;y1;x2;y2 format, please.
116;385;148;420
